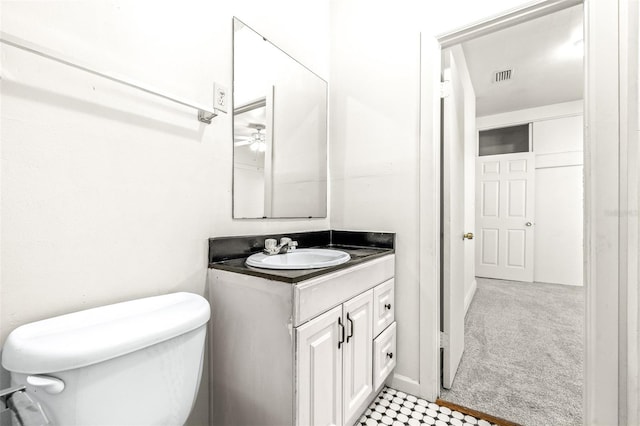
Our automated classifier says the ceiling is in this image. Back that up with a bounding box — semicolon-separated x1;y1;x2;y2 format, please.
461;5;583;117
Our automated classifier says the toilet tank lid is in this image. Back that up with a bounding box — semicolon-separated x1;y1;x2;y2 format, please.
1;292;210;374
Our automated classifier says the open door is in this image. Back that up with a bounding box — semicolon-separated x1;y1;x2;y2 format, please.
441;49;466;389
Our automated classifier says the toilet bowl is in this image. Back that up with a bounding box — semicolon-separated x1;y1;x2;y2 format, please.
1;292;210;426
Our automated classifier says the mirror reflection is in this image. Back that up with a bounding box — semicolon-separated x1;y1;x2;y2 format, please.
233;18;328;218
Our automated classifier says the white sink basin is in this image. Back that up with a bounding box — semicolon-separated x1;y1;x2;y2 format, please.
246;248;351;270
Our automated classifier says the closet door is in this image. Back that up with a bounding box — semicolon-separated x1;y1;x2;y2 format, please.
342;290;374;426
476;152;535;282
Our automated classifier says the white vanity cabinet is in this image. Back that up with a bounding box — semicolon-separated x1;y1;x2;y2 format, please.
296;289;374;426
209;253;395;426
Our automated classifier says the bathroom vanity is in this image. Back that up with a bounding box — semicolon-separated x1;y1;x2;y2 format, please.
207;231;396;426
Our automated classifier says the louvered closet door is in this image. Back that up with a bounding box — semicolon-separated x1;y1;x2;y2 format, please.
476;152;535;282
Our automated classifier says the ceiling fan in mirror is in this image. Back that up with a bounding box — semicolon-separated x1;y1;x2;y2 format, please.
234;123;266;152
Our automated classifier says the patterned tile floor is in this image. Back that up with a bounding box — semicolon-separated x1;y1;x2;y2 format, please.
358;387;496;426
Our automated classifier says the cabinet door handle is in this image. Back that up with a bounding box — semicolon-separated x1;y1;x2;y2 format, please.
346;313;354;343
338;317;345;349
385;303;392;310
386;352;393;359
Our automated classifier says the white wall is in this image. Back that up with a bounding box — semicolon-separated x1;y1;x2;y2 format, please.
233;165;265;218
233;145;266;218
534;161;583;285
477;100;583;129
477;102;584;286
0;1;330;424
270;66;328;218
533;116;583;286
329;0;422;389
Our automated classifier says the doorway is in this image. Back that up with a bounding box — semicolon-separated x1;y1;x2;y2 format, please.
438;4;585;425
419;0;635;425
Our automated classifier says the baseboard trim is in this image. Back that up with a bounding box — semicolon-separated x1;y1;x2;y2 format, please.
533;279;584;287
390;373;421;396
464;279;477;316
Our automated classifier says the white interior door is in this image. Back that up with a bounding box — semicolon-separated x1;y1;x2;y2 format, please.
476;152;535;282
441;50;466;390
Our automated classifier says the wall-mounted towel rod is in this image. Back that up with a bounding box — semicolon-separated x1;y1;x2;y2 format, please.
0;31;223;124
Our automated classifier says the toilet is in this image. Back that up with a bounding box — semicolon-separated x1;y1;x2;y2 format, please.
1;292;210;426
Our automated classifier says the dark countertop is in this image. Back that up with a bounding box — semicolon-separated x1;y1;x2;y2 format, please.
209;244;394;284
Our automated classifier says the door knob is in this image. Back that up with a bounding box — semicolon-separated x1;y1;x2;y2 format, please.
463;232;474;240
525;222;533;227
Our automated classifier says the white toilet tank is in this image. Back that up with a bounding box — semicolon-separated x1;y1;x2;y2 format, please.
1;292;210;426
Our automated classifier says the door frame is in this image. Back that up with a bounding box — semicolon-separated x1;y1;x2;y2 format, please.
418;0;638;424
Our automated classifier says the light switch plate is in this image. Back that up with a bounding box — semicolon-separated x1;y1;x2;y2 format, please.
214;83;228;113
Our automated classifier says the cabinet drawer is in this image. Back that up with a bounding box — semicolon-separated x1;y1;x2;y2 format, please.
373;279;395;337
294;254;395;326
373;322;396;390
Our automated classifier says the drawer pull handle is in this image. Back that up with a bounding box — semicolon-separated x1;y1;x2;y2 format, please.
385;303;392;310
346;313;354;343
386;352;393;359
338;317;345;349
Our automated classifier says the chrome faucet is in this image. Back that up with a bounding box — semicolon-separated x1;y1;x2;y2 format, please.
263;237;298;255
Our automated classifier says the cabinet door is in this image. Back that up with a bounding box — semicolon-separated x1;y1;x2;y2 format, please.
296;305;343;426
342;290;374;426
373;279;395;337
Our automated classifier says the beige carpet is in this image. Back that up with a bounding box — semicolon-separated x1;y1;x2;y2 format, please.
440;278;584;426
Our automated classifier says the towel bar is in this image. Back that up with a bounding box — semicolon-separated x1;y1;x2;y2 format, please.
0;31;224;124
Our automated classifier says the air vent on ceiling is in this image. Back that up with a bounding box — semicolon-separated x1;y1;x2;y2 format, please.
493;69;513;83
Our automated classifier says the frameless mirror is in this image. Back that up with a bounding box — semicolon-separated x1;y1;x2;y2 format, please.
233;18;328;218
